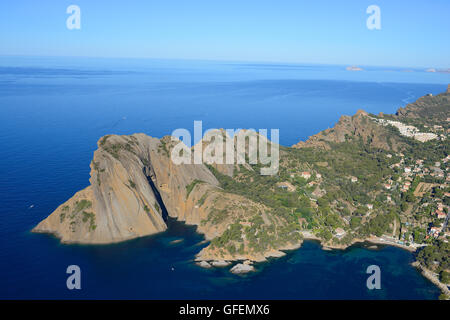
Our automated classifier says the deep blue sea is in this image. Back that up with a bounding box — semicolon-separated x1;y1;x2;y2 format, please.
0;56;449;299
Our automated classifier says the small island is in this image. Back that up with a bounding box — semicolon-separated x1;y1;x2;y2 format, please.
346;66;364;71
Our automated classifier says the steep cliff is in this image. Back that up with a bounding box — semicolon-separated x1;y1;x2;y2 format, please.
33;134;219;243
33;130;295;262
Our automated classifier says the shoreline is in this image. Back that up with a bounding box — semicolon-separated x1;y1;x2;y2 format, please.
291;235;449;298
197;232;448;299
300;231;418;253
35;218;446;299
412;262;450;299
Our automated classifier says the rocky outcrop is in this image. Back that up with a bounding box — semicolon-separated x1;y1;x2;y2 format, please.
396;87;450;121
33;134;219;244
196;261;212;268
32;131;293;262
211;260;231;267
230;262;255;274
292;109;405;151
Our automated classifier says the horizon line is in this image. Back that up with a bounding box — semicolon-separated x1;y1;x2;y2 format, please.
0;53;448;71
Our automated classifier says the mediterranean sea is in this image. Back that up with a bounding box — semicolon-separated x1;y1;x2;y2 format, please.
0;56;448;299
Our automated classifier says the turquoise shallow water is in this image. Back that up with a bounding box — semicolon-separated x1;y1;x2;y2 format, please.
0;57;448;299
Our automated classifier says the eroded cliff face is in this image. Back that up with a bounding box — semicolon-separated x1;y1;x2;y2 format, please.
32;133;219;244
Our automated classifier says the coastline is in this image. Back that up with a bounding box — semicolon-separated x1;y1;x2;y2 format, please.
196;230;448;299
303;232;449;298
412;261;450;299
302;234;449;299
36;210;446;298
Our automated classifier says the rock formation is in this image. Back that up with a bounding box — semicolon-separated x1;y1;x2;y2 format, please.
292;109;405;151
33;134;219;243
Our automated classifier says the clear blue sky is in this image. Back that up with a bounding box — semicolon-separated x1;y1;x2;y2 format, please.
1;0;449;68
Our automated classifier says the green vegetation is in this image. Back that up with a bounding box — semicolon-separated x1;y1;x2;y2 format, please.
74;200;92;213
205;137;405;250
82;211;97;231
359;210;398;237
99;135;110;146
158;139;170;157
202;90;450;261
417;241;450;273
439;271;450;284
102;138;137;159
186;179;203;199
197;192;208;207
211;223;243;250
206;208;229;225
59;200;96;232
59;205;70;223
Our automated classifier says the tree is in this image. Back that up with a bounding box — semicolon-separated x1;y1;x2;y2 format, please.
439;271;450;284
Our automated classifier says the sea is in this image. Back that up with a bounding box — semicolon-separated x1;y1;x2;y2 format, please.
0;56;449;299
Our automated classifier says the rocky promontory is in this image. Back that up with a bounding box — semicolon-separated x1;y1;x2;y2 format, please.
33;88;449;290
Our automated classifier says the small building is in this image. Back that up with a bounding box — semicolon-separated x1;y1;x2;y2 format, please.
301;172;311;180
350;176;358;183
436;210;447;219
367;204;373;210
276;181;296;192
404;167;412;173
430;227;441;238
335;228;346;239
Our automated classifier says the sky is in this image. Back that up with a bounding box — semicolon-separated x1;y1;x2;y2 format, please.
0;0;449;68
